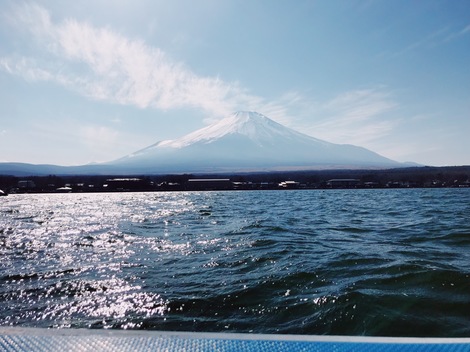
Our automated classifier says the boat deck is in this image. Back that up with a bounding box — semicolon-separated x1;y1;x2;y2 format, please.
1;328;470;351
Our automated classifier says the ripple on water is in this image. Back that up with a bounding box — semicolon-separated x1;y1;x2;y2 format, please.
1;190;470;336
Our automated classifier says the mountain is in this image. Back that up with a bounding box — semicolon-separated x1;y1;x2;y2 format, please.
0;162;116;176
0;111;408;176
104;111;402;173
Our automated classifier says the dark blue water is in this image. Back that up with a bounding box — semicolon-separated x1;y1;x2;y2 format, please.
1;189;470;336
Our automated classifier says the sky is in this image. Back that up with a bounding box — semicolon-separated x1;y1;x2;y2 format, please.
0;0;469;167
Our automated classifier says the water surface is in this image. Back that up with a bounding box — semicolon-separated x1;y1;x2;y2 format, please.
1;189;469;336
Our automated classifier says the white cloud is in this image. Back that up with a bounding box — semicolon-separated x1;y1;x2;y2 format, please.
390;24;470;55
301;88;400;146
445;23;470;42
1;2;266;120
0;2;403;153
461;24;470;35
0;57;54;82
324;88;396;122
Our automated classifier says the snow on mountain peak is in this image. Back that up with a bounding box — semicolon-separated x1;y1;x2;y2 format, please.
110;110;402;171
158;111;299;148
223;111;288;138
231;111;270;124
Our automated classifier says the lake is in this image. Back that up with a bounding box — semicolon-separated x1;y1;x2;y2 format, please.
1;189;469;336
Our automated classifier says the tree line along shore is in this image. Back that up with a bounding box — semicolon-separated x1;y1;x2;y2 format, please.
0;166;469;194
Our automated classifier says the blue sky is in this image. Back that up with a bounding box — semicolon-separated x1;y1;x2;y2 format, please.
0;0;469;166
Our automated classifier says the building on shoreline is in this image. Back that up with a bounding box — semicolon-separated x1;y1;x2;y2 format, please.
186;179;232;191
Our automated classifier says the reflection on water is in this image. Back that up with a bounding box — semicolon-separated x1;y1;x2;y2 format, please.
1;189;470;336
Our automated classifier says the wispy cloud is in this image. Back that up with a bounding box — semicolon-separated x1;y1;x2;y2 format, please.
301;88;400;146
462;24;470;35
393;27;450;57
1;2;273;120
0;57;54;82
20;117;146;164
80;125;119;149
386;24;470;58
1;2;402;150
445;23;470;42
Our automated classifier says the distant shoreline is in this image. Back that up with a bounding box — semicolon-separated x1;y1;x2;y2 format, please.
1;166;469;194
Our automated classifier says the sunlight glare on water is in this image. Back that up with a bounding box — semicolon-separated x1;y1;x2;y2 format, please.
1;189;470;336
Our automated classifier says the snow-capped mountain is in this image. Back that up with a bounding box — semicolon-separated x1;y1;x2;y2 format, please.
105;111;402;173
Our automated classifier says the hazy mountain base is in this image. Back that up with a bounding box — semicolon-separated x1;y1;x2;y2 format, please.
0;160;413;177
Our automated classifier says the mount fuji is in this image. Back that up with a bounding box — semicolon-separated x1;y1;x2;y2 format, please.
104;111;402;173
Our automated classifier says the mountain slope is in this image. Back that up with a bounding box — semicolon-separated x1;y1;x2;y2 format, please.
106;111;401;173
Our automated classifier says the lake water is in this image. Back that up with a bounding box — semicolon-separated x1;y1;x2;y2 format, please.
1;189;470;337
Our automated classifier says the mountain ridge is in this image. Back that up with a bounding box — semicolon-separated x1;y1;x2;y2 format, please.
0;111;413;176
107;111;402;173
